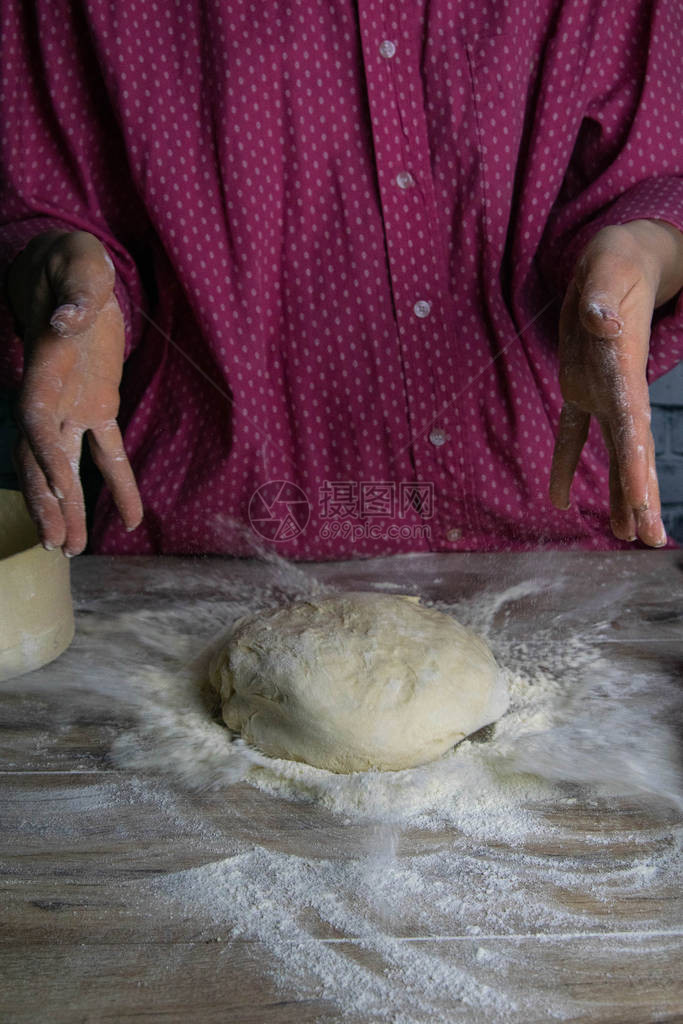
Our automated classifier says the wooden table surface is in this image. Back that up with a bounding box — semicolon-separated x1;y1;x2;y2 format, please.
0;550;681;1024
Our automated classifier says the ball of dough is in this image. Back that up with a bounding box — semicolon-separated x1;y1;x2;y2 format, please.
209;592;509;773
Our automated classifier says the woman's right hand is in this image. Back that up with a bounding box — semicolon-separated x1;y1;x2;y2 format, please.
5;229;142;555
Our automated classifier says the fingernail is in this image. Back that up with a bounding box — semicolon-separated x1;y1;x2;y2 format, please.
550;490;570;510
586;302;622;334
655;530;667;548
50;303;81;334
52;303;79;318
51;485;65;500
43;541;55;551
587;301;617;319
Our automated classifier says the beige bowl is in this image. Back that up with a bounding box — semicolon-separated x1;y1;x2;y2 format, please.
0;489;74;682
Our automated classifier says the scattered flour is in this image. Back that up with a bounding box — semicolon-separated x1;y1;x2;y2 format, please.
7;551;681;1022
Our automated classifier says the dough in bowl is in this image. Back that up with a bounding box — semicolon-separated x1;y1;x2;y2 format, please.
209;592;509;773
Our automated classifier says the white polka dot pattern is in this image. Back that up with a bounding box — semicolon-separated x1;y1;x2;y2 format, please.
0;0;681;555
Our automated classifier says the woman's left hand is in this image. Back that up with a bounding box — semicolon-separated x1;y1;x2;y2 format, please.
549;219;683;547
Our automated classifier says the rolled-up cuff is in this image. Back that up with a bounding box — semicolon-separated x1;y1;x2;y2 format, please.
559;177;683;288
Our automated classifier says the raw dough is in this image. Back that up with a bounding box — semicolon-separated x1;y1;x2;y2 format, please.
209;592;509;773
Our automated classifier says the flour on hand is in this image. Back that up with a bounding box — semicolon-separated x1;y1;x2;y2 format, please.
209;592;509;772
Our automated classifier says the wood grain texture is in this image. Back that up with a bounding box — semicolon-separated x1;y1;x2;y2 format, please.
1;935;682;1024
0;552;681;1023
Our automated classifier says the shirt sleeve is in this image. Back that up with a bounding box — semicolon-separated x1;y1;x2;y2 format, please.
0;0;152;390
537;0;683;381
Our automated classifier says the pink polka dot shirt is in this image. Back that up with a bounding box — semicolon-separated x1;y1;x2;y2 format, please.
1;0;682;556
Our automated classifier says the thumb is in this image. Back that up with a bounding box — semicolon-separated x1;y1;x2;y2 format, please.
44;230;116;337
575;256;629;340
573;226;654;340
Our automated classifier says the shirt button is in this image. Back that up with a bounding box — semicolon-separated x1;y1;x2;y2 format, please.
446;528;462;542
379;39;396;59
428;427;448;447
396;170;415;189
413;299;431;319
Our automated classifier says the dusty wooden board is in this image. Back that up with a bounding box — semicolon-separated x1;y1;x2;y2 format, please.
1;771;680;943
0;551;681;773
1;933;681;1024
0;552;681;1023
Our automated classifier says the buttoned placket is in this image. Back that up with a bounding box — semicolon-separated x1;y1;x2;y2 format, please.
356;1;466;546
